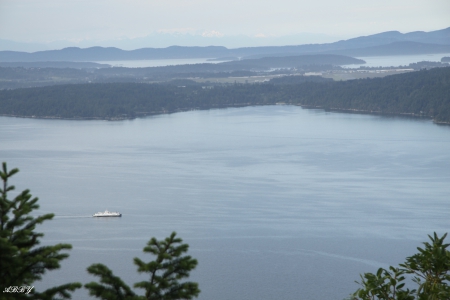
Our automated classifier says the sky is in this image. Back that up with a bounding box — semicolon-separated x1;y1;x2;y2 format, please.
0;0;449;50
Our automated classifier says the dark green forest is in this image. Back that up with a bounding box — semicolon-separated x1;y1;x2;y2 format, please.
0;67;449;123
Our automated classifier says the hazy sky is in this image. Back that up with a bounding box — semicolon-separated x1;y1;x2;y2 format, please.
0;0;449;48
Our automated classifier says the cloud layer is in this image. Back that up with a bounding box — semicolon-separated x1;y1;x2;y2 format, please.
0;0;448;48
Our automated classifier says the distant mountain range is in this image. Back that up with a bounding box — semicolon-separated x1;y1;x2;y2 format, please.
0;33;341;52
326;41;450;57
0;27;449;62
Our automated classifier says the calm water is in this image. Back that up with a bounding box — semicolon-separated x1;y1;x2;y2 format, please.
96;53;450;68
96;58;229;68
1;106;449;300
346;53;450;68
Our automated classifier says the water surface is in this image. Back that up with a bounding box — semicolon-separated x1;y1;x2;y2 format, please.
346;53;450;68
0;106;449;300
95;58;229;68
95;53;450;69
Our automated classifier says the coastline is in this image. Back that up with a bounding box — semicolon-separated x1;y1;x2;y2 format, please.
1;103;448;125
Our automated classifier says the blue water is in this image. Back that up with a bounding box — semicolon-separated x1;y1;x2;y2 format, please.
96;53;450;68
95;58;229;68
1;106;449;300
346;53;450;68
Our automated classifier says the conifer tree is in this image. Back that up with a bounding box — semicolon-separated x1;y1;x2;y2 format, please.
85;232;200;300
0;162;81;299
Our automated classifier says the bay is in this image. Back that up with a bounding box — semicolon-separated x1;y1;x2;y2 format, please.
95;58;229;68
0;106;449;300
95;53;450;68
345;52;450;68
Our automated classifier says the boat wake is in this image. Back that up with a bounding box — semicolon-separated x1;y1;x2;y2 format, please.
54;215;93;219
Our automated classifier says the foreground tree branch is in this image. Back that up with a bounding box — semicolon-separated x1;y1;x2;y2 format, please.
0;162;81;299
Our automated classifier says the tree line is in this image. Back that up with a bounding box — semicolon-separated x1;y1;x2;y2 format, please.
0;54;362;89
0;67;449;123
0;64;336;89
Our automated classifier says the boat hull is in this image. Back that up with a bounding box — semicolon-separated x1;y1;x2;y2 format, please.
92;210;122;217
93;214;122;217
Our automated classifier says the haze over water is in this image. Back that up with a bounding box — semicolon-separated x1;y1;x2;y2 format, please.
95;53;450;68
1;106;449;300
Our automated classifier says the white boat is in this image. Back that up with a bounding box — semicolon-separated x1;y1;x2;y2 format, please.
93;210;122;217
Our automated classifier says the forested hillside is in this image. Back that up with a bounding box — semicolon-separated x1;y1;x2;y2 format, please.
0;67;449;123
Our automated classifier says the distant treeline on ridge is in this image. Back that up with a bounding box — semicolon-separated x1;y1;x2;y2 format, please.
0;67;449;123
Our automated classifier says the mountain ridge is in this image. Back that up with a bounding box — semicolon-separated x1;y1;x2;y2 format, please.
0;27;449;62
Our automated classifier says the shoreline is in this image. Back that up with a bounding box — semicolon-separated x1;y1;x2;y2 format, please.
1;103;449;125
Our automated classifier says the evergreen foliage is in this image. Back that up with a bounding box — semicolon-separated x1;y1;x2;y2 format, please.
0;67;449;123
0;162;81;299
85;232;200;300
353;232;450;300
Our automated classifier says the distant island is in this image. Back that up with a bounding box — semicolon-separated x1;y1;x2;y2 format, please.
325;41;450;57
220;55;365;69
0;67;449;124
442;57;450;62
0;54;364;90
0;27;449;62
